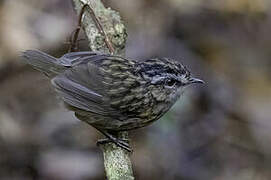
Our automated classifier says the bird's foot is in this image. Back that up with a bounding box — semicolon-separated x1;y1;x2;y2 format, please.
97;138;132;152
93;127;133;152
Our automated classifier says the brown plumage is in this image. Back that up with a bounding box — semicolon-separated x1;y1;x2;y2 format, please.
22;50;204;151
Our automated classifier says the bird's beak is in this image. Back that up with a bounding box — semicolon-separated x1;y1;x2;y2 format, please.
188;77;205;84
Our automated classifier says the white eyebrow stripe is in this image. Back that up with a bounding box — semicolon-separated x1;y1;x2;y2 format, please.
150;74;180;84
151;76;166;84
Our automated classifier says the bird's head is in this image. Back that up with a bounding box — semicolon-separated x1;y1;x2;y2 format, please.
137;58;204;102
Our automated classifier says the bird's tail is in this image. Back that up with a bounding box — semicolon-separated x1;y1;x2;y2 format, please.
22;50;67;77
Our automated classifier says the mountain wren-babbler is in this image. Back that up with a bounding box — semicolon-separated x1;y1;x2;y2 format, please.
22;50;204;151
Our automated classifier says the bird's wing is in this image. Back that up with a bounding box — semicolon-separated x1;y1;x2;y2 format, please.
58;51;110;67
52;60;119;117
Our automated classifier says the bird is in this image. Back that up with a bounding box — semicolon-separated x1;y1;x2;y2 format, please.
22;50;204;151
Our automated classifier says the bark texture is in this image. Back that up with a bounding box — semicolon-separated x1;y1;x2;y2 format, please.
72;0;134;179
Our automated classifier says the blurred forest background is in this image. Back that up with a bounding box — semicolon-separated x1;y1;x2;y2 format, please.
0;0;271;179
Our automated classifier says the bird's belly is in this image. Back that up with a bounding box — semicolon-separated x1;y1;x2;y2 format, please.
114;102;173;131
75;101;175;131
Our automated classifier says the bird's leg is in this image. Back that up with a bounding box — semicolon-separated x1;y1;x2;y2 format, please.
95;128;132;152
97;139;131;152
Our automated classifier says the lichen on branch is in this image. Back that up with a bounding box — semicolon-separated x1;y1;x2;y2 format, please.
72;0;134;179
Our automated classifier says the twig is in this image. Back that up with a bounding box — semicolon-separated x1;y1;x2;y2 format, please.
69;4;88;52
85;4;115;54
69;4;114;54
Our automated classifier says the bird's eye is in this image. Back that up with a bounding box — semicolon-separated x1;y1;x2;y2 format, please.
165;79;176;87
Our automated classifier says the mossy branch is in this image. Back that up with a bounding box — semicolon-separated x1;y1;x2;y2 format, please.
72;0;134;179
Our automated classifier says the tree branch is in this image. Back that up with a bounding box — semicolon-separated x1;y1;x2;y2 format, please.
72;0;127;56
72;0;134;179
